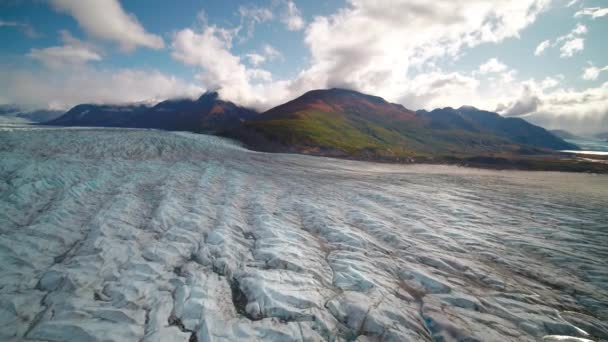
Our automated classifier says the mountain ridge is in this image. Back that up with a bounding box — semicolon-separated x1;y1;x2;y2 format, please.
46;92;257;133
229;88;577;158
45;88;581;166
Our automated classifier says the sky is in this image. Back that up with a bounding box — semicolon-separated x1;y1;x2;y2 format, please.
0;0;607;134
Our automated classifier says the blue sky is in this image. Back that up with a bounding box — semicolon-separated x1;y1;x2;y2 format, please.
0;0;607;133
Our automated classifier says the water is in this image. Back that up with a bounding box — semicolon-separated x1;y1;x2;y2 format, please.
1;126;607;341
564;137;608;155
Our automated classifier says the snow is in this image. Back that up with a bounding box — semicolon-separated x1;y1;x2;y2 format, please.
1;125;607;341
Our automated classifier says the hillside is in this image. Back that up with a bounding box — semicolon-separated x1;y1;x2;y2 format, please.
46;92;257;133
550;129;584;140
228;88;577;159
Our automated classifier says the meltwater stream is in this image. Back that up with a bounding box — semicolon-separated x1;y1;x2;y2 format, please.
0;126;607;341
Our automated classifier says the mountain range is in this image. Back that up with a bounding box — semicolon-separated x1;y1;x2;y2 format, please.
43;88;579;162
0;104;63;122
46;92;257;133
227;88;576;158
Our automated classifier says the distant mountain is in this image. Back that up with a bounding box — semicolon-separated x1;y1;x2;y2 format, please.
0;104;63;122
417;106;578;151
594;132;608;141
47;103;149;127
227;88;577;159
550;129;581;140
46;92;257;133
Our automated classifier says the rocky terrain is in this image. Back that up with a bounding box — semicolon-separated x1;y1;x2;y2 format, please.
1;125;607;341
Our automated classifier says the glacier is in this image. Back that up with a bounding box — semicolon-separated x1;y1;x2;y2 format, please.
0;125;607;341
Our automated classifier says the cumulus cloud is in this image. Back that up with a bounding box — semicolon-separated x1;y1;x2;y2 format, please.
555;23;587;58
165;0;554;112
534;39;550;56
516;83;608;134
50;0;164;51
27;30;102;68
171;25;290;109
397;71;481;110
532;24;587;58
292;0;551;105
245;53;266;66
574;7;608;19
281;0;305;31
501;85;541;116
494;77;608;134
0;67;202;110
245;44;283;67
560;38;584;58
478;58;507;74
583;64;608;81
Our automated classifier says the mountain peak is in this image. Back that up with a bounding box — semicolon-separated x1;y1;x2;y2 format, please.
198;91;220;102
458;105;479;111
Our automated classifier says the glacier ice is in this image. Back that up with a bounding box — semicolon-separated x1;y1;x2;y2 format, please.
0;125;607;341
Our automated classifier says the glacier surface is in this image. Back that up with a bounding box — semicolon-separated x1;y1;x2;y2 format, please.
0;125;607;341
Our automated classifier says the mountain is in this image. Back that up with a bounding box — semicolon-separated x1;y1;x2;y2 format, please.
594;132;608;141
550;129;581;140
46;92;257;133
227;88;577;159
46;104;148;127
0;104;63;122
418;106;578;150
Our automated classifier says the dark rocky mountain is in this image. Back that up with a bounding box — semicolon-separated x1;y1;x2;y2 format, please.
227;88;577;158
46;92;257;133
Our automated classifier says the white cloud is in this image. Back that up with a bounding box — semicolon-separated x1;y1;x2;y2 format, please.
560;37;584;58
0;67;202;110
0;20;38;38
281;1;305;31
534;39;550;56
478;58;507;74
238;5;273;23
27;30;102;68
247;68;273;82
294;0;550;104
540;76;560;89
574;7;608;19
27;46;101;69
515;83;608;134
492;76;608;134
554;23;587;58
566;0;581;7
245;44;284;67
262;44;283;61
166;0;553;112
583;65;608;81
501;85;541;116
398;71;481;110
555;23;587;43
534;24;587;57
50;0;164;51
238;5;274;40
171;26;289;109
245;53;266;66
